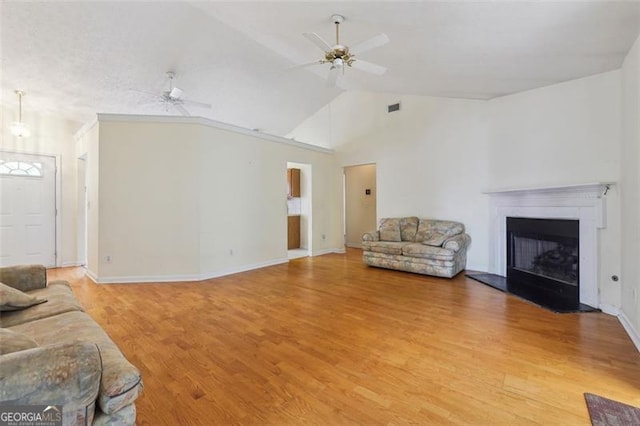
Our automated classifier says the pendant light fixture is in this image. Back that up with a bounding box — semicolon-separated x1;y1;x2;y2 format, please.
10;90;30;138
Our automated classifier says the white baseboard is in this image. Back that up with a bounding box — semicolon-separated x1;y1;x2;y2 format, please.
311;247;346;256
346;243;362;249
91;258;289;284
199;258;289;281
617;310;640;353
62;261;84;267
465;264;489;273
598;303;619;316
85;269;99;284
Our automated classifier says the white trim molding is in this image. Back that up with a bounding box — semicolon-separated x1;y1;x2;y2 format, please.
87;258;289;284
485;183;614;309
62;261;84;268
311;247;346;256
618;310;640;353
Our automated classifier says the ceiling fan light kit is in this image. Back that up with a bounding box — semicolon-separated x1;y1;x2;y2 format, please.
10;90;31;138
298;14;390;86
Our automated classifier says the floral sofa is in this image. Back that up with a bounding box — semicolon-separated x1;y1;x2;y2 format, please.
362;217;471;278
0;265;142;425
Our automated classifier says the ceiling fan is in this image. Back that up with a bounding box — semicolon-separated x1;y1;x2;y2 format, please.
293;15;390;87
143;71;212;116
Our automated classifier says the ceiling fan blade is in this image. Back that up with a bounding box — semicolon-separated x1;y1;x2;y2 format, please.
182;99;212;109
173;103;190;117
326;68;339;88
303;32;333;52
351;59;387;76
129;89;162;104
286;60;324;71
349;33;390;55
129;88;158;97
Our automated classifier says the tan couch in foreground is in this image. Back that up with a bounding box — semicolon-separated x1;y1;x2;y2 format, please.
0;265;142;425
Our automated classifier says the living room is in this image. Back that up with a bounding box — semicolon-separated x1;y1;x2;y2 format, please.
2;1;640;424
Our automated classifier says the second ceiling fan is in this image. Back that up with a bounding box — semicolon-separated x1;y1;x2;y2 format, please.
295;15;390;87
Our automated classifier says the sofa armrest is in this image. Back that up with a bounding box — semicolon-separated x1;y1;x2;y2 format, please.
0;265;47;292
362;231;380;242
443;233;471;253
0;342;101;410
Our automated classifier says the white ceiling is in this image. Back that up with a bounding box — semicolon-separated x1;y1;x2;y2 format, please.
2;1;639;137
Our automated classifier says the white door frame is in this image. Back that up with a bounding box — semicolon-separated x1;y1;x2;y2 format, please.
1;149;62;267
77;153;88;267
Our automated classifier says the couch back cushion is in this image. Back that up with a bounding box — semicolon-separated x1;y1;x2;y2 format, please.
378;218;402;242
415;219;465;246
0;328;38;354
399;217;419;241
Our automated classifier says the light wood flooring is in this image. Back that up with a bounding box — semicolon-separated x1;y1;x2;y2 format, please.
49;249;640;425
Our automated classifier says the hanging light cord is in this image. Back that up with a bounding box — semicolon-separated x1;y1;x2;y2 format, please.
15;90;25;122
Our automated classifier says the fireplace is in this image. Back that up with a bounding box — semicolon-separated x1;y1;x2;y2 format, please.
485;183;612;310
507;217;579;311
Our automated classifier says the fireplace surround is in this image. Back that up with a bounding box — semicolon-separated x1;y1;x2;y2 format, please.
486;183;612;309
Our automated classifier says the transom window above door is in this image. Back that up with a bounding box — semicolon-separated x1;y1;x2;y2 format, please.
0;160;43;176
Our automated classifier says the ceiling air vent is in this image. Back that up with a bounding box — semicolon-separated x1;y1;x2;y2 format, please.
388;102;401;113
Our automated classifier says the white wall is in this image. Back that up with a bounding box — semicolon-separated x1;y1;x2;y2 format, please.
487;71;621;188
98;121;201;280
288;92;402;149
620;34;640;340
0;105;84;266
488;71;622;310
89;115;342;283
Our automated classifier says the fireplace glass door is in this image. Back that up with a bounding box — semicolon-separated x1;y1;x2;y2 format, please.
507;217;579;310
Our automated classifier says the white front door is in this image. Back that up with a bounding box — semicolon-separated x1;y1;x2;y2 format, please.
0;152;56;267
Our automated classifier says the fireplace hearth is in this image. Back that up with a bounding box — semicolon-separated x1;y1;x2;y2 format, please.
507;217;579;311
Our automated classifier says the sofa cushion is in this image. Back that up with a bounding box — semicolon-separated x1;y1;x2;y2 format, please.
0;265;47;292
364;250;455;265
362;241;410;255
402;243;455;260
10;311;143;415
415;220;465;245
0;328;38;354
423;233;449;247
399;217;419;241
379;218;402;242
0;281;84;328
0;282;47;312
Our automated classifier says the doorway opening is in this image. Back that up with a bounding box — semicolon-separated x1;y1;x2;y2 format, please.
286;162;312;260
344;164;377;248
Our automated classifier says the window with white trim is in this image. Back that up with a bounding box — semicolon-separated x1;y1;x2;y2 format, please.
0;160;43;177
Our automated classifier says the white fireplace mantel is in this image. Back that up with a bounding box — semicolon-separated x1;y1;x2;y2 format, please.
485;182;614;308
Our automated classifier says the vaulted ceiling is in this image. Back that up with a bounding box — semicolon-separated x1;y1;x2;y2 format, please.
2;1;639;137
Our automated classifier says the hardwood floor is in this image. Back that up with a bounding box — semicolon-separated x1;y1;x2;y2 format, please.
49;249;640;425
